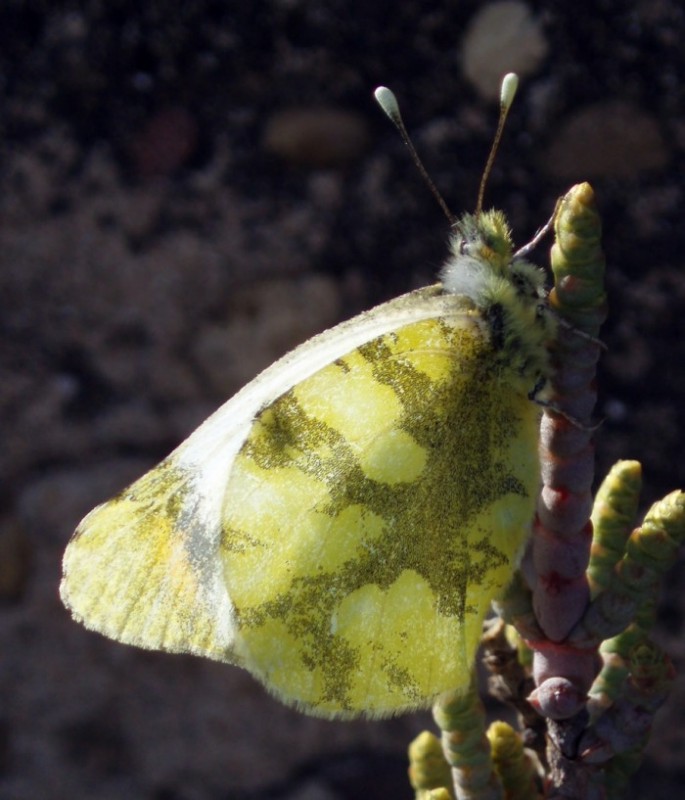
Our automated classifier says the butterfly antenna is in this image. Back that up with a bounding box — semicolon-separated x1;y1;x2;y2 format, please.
475;72;519;217
374;86;455;225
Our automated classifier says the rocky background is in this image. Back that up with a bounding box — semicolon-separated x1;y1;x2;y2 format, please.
2;2;685;798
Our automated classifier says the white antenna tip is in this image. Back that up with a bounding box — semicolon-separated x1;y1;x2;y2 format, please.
374;86;401;123
500;73;519;110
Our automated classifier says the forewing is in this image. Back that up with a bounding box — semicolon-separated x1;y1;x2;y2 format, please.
61;458;238;660
60;287;463;663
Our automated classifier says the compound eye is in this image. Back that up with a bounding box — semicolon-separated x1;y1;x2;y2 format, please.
459;238;469;255
480;231;496;251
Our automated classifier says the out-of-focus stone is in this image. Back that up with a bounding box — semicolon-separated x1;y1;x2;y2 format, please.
263;108;369;167
461;1;548;100
192;274;342;395
544;103;669;180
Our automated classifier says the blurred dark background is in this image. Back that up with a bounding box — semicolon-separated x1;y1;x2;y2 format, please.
2;2;685;798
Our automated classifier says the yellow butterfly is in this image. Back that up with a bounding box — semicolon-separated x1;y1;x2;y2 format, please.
61;73;554;718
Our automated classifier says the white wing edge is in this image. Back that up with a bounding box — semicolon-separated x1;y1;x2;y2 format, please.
174;285;467;481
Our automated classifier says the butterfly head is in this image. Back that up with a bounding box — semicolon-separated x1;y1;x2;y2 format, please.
452;210;514;272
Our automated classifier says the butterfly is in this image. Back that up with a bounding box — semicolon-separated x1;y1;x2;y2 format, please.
60;73;557;718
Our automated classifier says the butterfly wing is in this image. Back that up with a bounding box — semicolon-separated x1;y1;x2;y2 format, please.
61;286;540;717
60;287;462;660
